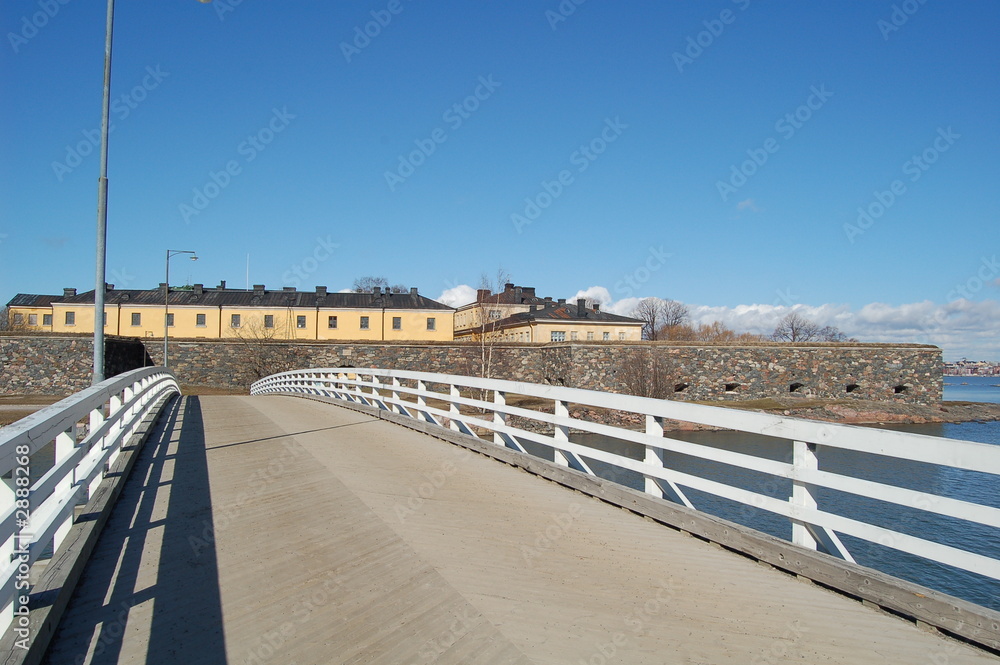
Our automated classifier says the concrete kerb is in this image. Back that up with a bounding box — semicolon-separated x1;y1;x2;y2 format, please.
263;391;1000;656
0;393;179;665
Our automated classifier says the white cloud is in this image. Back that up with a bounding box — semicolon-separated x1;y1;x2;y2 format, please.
568;286;612;305
572;287;1000;360
736;198;760;212
437;284;477;308
434;283;1000;360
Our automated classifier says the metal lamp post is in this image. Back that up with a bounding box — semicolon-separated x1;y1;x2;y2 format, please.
92;0;212;384
164;250;197;368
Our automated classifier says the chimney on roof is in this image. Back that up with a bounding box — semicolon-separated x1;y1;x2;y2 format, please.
529;304;537;312
544;297;553;306
523;287;536;297
410;287;418;295
105;283;114;291
503;282;514;292
63;288;77;298
218;280;227;289
193;284;204;295
577;298;586;317
476;289;490;302
515;287;522;302
158;283;167;291
316;286;327;297
557;298;566;305
253;284;265;295
372;286;381;295
283;286;296;292
593;303;600;312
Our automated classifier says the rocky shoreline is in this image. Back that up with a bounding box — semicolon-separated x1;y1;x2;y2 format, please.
750;397;1000;427
552;397;1000;434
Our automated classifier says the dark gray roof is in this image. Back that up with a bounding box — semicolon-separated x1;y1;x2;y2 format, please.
5;294;60;307
8;287;454;311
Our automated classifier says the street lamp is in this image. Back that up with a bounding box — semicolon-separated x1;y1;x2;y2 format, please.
92;0;212;384
164;250;198;368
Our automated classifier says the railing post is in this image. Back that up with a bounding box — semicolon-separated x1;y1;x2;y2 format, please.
791;440;819;550
553;399;570;466
493;390;507;446
449;384;462;431
417;379;429;421
0;471;16;629
54;426;77;551
644;415;665;498
390;377;402;414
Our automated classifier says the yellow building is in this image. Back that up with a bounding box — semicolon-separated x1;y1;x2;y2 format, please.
454;283;545;333
455;296;643;343
6;283;455;342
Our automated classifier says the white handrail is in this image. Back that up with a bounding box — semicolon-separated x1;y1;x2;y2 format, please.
0;367;179;635
252;368;1000;589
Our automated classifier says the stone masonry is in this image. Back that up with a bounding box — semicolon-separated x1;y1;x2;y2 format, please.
0;334;942;404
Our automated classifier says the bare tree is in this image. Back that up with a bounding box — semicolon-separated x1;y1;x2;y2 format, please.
817;325;854;342
632;298;690;340
1;307;29;332
352;276;390;292
472;267;511;380
631;298;663;340
231;316;307;386
659;299;690;339
771;312;822;342
662;300;689;327
617;348;674;399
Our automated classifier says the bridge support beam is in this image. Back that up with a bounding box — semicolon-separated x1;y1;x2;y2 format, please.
553;400;570;467
792;440;819;550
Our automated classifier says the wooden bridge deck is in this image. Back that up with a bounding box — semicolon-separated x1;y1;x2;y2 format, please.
40;394;995;664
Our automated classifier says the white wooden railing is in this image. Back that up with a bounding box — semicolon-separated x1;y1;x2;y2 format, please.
0;367;179;634
252;368;1000;587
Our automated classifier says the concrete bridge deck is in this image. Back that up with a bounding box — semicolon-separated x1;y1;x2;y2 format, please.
40;394;995;664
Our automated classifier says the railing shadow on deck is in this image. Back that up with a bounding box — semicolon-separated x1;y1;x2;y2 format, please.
42;396;228;665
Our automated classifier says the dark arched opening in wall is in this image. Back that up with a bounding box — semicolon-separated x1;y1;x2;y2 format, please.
789;382;805;393
845;383;860;393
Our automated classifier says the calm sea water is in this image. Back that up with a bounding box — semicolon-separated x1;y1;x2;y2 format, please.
563;378;1000;612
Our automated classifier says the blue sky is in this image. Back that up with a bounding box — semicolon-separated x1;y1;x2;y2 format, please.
2;1;998;360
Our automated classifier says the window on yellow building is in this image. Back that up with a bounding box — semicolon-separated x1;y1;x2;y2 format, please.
231;314;241;328
551;331;565;342
166;313;174;327
296;315;306;329
12;313;23;325
587;331;594;341
328;316;337;329
264;315;274;328
392;317;401;330
130;313;141;326
602;332;609;341
360;316;369;330
65;311;75;325
570;331;578;341
196;313;206;327
28;314;37;326
426;317;436;331
43;314;52;326
619;332;626;340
